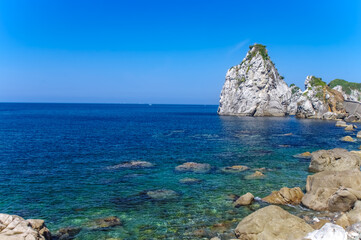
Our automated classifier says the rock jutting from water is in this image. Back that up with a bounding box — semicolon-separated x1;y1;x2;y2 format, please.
0;213;51;240
218;44;291;116
302;170;361;212
233;192;254;207
217;44;361;121
175;162;211;173
262;186;304;205
308;148;361;172
234;205;313;240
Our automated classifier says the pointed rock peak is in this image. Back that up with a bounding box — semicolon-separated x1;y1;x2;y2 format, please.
246;43;269;61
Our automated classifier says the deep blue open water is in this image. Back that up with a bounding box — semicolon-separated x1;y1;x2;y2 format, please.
0;103;359;239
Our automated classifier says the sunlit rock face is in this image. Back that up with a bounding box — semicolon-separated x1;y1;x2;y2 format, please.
218;44;291;117
296;76;345;119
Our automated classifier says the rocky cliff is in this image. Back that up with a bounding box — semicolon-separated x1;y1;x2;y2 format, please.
295;76;346;119
218;44;291;116
288;84;303;115
329;79;361;102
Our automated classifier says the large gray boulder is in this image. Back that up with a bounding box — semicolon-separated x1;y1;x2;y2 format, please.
308;148;361;172
0;213;51;240
218;44;291;116
302;170;361;211
234;205;313;240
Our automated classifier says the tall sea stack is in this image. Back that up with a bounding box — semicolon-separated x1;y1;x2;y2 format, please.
218;44;291;116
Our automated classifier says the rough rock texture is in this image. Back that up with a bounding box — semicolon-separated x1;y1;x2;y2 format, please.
302;170;361;211
53;227;81;240
346;201;361;225
336;120;348;127
218;44;291;116
262;187;304;205
296;76;345;119
328;188;358;212
345;125;354;131
0;213;51;240
341;136;355;142
233;193;254;207
346;222;361;239
304;223;347;240
330;79;361;102
234;205;313;240
175;162;211;173
289;84;303;115
335;213;351;229
308;148;361;172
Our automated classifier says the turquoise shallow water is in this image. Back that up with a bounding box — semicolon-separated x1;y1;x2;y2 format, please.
0;103;360;239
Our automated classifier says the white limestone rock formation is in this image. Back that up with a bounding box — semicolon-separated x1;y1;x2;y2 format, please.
289;84;303;115
296;76;345;119
218;44;291;116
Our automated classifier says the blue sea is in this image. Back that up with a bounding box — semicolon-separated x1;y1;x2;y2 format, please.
0;103;359;239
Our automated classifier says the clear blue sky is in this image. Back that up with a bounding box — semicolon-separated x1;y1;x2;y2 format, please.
1;0;361;104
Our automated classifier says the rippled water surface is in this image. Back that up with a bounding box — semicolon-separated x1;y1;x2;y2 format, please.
0;103;359;239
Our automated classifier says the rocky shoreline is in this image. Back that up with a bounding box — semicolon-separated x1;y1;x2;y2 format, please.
0;121;361;240
4;125;361;240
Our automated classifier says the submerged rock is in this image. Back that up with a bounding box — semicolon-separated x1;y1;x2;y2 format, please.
53;227;82;240
146;189;179;201
234;205;313;240
175;162;211;173
107;161;153;169
302;170;361;211
262;187;304;205
0;213;51;240
341;136;355;142
308;148;361;172
304;223;347;240
233;192;254;207
218;44;291;116
220;165;249;173
179;178;202;184
294;152;312;159
245;171;265;179
87;216;122;230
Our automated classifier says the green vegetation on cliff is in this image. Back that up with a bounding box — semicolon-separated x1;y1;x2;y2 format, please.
328;79;361;95
248;44;269;61
309;76;327;87
290;84;301;95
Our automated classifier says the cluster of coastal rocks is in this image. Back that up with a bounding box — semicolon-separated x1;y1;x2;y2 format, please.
218;44;361;121
207;146;361;240
0;213;123;240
